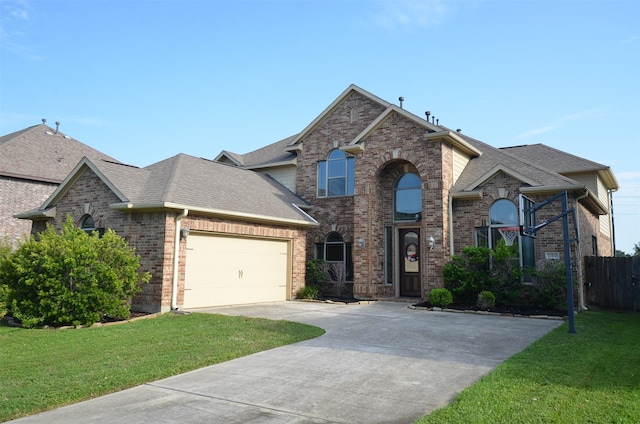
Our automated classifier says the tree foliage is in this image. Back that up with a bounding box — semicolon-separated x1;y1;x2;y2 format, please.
0;217;150;328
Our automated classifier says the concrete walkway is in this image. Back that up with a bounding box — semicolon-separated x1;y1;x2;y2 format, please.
9;301;562;424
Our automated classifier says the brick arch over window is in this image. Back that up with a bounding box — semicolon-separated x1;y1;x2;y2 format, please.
70;204;104;229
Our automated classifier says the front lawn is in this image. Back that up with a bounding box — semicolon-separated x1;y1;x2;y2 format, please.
416;310;640;423
0;312;324;421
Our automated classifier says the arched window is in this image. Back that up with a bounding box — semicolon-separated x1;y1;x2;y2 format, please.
475;198;534;270
394;173;422;221
79;214;104;237
317;149;355;197
489;199;518;249
314;232;353;282
80;214;96;233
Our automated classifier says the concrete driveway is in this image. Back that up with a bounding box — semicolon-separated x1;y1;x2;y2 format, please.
9;301;562;424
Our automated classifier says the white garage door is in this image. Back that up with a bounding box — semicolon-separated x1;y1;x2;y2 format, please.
183;233;289;308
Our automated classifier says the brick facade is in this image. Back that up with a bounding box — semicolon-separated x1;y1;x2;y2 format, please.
29;168;308;313
0;176;57;247
292;91;613;302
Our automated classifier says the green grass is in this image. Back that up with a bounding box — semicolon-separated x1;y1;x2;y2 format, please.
0;312;324;421
416;311;640;424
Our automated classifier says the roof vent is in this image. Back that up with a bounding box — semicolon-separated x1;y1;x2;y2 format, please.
457;128;462;133
55;121;60;134
399;96;404;108
42;118;46;124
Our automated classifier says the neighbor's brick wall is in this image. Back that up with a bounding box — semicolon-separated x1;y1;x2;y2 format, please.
0;176;57;246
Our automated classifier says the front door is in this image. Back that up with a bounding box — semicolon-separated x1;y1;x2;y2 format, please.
399;229;421;297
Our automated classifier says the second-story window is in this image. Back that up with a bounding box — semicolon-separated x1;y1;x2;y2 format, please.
317;149;354;197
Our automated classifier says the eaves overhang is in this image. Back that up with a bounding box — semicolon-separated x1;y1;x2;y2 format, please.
424;130;482;157
110;202;319;228
520;185;608;215
450;190;483;200
242;158;297;170
14;206;57;220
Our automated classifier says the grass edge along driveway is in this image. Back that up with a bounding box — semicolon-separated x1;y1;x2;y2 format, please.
416;310;640;424
0;312;325;422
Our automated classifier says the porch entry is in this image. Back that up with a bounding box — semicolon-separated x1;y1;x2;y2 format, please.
399;228;421;297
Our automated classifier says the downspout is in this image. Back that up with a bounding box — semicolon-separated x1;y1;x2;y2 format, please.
172;209;188;310
448;192;455;256
575;190;589;311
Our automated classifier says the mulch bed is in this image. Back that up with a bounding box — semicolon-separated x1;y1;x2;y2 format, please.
413;302;568;318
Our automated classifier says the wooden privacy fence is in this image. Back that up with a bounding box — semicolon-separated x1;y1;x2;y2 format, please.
584;256;640;312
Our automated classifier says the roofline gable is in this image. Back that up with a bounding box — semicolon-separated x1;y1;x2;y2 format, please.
109;201;319;227
287;84;391;147
212;150;243;166
345;106;482;157
464;164;543;191
40;157;129;210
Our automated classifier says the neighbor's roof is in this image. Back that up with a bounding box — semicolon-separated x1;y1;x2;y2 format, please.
0;123;119;183
26;154;317;227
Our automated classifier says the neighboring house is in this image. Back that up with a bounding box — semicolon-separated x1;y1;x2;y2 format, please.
16;84;618;312
0;122;119;246
17;154;317;312
216;84;618;308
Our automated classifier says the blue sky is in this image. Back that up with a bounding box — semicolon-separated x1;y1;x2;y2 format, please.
1;0;639;253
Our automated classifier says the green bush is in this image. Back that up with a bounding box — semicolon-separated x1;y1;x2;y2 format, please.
0;237;12;320
530;260;567;309
477;290;496;310
444;242;522;306
0;217;150;328
296;285;319;300
429;288;453;307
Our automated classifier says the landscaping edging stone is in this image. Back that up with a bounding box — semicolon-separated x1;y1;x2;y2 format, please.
408;304;566;321
1;312;161;330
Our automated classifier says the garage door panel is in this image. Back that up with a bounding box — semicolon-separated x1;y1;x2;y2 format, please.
184;234;289;308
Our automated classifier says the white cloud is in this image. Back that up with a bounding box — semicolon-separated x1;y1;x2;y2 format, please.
513;110;595;141
371;0;455;32
620;35;639;44
513;125;559;140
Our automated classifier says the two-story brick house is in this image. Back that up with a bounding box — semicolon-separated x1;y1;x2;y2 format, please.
17;84;618;312
217;84;618;308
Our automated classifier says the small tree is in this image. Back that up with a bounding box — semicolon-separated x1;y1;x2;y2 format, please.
0;217;150;328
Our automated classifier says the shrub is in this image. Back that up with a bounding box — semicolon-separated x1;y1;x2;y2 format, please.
0;217;150;328
0;237;12;320
477;291;496;310
443;246;492;303
444;242;523;306
296;285;319;300
429;288;453;307
530;260;567;309
306;259;329;284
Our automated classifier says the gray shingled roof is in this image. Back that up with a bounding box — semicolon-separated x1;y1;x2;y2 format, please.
499;144;610;174
450;132;584;193
0;124;119;183
42;154;315;226
216;134;298;168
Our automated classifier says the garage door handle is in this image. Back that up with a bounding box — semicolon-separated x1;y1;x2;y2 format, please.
239;270;243;279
